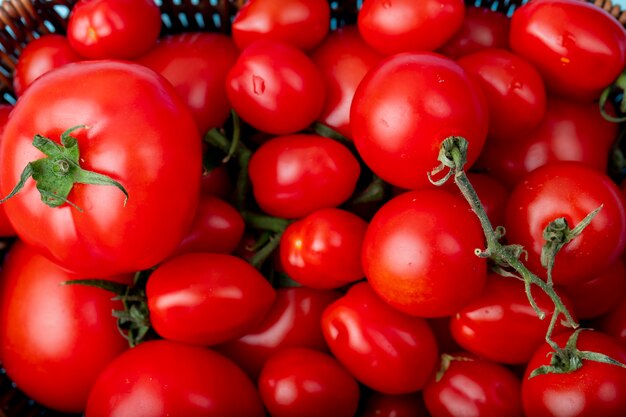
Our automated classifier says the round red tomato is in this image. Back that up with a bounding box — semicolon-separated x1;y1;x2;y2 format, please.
258;347;360;417
509;0;626;101
248;134;360;218
361;392;429;417
322;282;439;394
522;331;626;417
85;339;265;417
504;161;626;286
351;52;488;189
358;0;465;54
0;241;129;413
67;0;161;59
279;208;367;289
0;61;202;277
232;0;330;51
226;40;325;135
146;253;275;346
363;189;487;317
0;104;15;237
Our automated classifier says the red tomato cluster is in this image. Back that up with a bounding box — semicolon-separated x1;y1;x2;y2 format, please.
0;0;625;416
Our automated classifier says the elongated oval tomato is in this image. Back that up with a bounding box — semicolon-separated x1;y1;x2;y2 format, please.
0;61;202;277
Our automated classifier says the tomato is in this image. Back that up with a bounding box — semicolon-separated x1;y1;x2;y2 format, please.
351;52;488;189
0;105;15;237
450;274;575;364
310;26;383;139
216;287;340;378
12;34;82;97
475;97;618;187
423;354;524;417
226;40;325;135
522;331;626;417
248;134;360;219
200;164;233;198
597;297;626;350
279;208;367;289
0;241;129;413
135;33;239;135
67;0;161;59
171;194;244;256
362;189;487;317
509;0;626;101
457;48;547;142
146;253;275;346
438;6;510;59
0;61;202;277
85;339;265;417
357;0;465;54
563;260;626;320
361;392;429;417
504;162;626;286
232;0;330;51
322;282;439;394
258;347;360;417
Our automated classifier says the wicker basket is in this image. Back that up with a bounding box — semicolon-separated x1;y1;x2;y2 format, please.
0;0;624;416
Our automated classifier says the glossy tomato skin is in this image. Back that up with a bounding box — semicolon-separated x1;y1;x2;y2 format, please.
361;392;429;417
351;52;488;190
0;241;129;413
598;297;626;350
135;33;239;135
522;331;626;417
504;162;626;286
248;134;360;218
0;105;15;237
226;40;325;135
438;6;510;59
450;274;575;364
509;0;626;101
12;34;82;97
258;347;360;417
279;208;367;289
423;355;524;417
67;0;161;59
217;287;340;379
232;0;330;51
146;253;275;346
322;282;439;394
85;339;265;417
0;61;202;277
457;48;547;142
358;0;465;54
311;26;384;139
363;189;487;317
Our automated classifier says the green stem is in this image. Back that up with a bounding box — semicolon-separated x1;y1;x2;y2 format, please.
249;230;284;270
242;211;291;233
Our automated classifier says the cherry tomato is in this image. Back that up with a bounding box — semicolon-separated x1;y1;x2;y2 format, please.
522;331;626;417
216;287;340;379
12;34;81;97
0;61;202;277
258;347;360;417
0;241;129;413
509;0;626;101
248;134;360;219
322;282;439;394
363;189;487;317
279;208;367;289
85;339;265;417
232;0;330;51
135;33;239;135
504;162;626;286
361;392;429;417
146;253;276;346
226;40;325;135
351;52;488;189
450;274;575;364
358;0;465;54
423;354;524;417
457;48;547;142
438;6;510;59
67;0;161;59
310;25;383;139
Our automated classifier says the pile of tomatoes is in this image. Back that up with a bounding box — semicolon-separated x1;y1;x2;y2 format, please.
0;0;625;416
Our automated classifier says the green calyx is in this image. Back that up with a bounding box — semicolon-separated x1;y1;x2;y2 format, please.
0;125;128;211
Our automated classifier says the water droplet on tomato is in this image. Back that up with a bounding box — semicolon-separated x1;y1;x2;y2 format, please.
252;75;265;95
